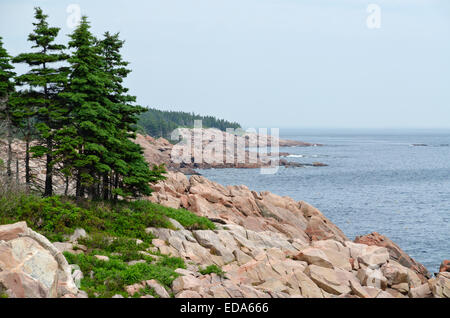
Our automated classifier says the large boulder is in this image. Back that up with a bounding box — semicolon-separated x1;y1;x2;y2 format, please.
293;247;334;269
344;241;390;268
0;222;28;241
300;202;349;243
429;272;450;298
291;269;324;298
357;267;388;290
381;261;408;284
304;265;351;295
192;230;235;264
409;283;432;298
354;232;430;282
439;260;450;273
0;222;78;298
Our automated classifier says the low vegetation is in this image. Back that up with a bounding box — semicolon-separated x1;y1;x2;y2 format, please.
199;264;226;278
0;186;215;298
64;250;184;298
0;192;215;242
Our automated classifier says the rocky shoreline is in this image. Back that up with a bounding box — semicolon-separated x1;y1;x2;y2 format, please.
0;132;326;188
135;132;327;175
0;134;448;298
1;170;448;298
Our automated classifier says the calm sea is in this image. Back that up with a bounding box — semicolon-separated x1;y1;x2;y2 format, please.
197;129;450;273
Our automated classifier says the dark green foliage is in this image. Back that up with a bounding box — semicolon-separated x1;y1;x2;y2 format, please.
143;201;216;230
58;16;118;197
0;36;15;98
199;264;226;277
138;108;241;139
97;31;165;199
12;7;69;193
156;255;186;270
64;252;179;298
79;235;153;263
0;193;215;242
0;190;216;298
0;36;16;181
58;17;165;199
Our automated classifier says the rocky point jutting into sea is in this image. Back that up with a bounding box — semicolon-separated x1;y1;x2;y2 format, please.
0;132;448;298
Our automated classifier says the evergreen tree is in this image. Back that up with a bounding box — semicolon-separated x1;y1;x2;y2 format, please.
59;16;116;198
0;36;16;182
98;31;165;199
12;7;68;194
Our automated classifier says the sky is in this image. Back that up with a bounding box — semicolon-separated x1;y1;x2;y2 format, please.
1;0;449;129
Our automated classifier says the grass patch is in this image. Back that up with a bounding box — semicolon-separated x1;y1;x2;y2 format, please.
156;255;186;270
199;264;226;278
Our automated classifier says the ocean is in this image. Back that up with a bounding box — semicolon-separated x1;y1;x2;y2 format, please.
197;129;450;273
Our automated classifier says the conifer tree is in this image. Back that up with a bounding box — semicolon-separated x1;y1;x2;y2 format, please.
59;16;116;198
13;7;68;194
0;36;16;182
97;31;166;199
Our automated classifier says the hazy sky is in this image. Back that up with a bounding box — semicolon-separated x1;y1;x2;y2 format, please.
1;0;449;129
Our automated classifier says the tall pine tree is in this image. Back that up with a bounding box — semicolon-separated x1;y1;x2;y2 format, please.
58;16;116;198
13;7;68;194
98;31;165;199
0;36;16;183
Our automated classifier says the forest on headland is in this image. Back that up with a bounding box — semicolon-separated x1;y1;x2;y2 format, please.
138;107;241;140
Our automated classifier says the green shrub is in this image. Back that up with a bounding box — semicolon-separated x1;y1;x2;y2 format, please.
0;194;214;242
0;190;211;298
199;264;226;277
78;235;153;262
64;252;180;298
126;200;215;230
156;255;186;270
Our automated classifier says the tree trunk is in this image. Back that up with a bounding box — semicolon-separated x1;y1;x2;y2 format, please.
44;137;53;196
103;173;109;200
76;171;81;197
25;137;30;185
6;112;12;182
114;172;119;200
15;157;19;184
65;175;69;196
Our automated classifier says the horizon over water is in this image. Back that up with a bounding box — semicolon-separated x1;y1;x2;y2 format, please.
197;128;450;272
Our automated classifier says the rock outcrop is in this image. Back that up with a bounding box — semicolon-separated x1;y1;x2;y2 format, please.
135;131;325;173
0;222;78;298
148;171;347;244
1;134;447;299
143;171;447;298
354;232;431;283
142;221;446;298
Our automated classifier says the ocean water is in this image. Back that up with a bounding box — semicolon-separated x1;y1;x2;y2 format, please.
197;129;450;273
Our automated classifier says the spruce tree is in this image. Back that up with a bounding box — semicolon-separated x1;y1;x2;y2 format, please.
0;36;16;183
59;16;118;198
12;7;68;195
97;31;166;199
